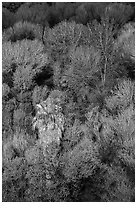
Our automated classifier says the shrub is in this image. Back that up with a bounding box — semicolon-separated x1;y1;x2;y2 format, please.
13;109;26;131
93;165;134;202
15;3;49;27
57;44;106;112
44;21;90;62
3;141;15;167
13;103;34;135
65;45;100;91
113;104;135;169
2;2;24;13
82;2;108;22
2;157;27;202
84;97;134;201
2;99;15;140
62;137;100;182
86;85;135;170
115;22;135;60
105;79;135;114
12;131;28;154
32;85;49;107
2;83;10;100
24;144;43;165
16;90;32;104
63;3;77;20
106;3;135;28
3;21;43;42
25;162;49;201
3;40;49;91
63;119;84;151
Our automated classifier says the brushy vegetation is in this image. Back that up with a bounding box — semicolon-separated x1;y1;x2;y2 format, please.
2;2;135;202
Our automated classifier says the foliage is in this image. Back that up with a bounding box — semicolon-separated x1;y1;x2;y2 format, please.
75;4;89;24
106;3;135;28
83;92;135;201
32;85;49;107
63;119;84;151
62;137;100;182
3;40;49;91
12;99;34;135
2;99;15;140
12;131;28;155
105;79;134;114
112;104;135;169
24;163;48;201
44;21;90;62
115;22;135;60
3;21;43;42
2;2;135;202
2;157;27;202
63;3;77;20
93;165;134;202
2;8;15;29
2;83;10;100
85;80;135;170
24;144;43;165
3;140;15;167
90;15;128;90
13;109;26;130
2;2;24;13
15;3;49;27
83;2;108;22
63;45;100;91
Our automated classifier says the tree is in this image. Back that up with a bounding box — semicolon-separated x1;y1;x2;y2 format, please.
89;15;128;91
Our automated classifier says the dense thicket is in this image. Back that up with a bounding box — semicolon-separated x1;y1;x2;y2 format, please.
2;2;135;202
